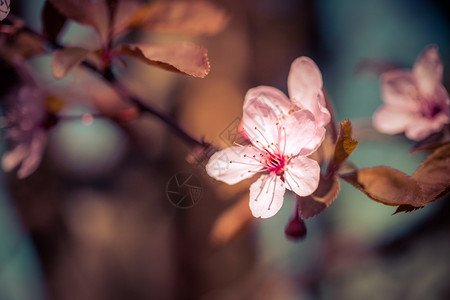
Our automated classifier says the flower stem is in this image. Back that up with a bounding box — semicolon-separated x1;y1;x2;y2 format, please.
104;68;203;147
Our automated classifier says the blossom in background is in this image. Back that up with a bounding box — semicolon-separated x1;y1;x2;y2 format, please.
2;84;50;178
373;45;450;141
1;61;64;179
206;57;329;218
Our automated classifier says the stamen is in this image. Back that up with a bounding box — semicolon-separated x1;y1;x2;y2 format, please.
253;126;280;155
267;176;278;210
253;177;269;202
285;170;300;188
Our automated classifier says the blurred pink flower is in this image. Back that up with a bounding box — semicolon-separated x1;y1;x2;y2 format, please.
1;60;63;179
373;45;450;141
2;84;50;179
206;57;328;218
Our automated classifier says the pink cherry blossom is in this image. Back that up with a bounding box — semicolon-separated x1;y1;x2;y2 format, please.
373;45;450;141
2;84;49;179
206;57;328;218
1;60;59;179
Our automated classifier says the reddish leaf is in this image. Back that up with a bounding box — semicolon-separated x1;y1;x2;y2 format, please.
0;29;45;59
124;1;228;36
51;47;91;79
341;167;425;207
412;143;450;202
328;120;358;175
393;205;424;215
42;1;67;43
297;196;327;219
411;124;450;153
118;43;210;78
48;0;109;42
297;175;340;219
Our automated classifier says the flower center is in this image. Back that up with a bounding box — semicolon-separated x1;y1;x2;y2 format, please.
263;153;286;176
231;122;290;178
421;99;443;119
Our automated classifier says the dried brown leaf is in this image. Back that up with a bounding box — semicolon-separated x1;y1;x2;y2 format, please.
125;1;228;36
341;166;425;207
51;47;90;79
118;43;210;78
412;143;450;202
328;120;358;175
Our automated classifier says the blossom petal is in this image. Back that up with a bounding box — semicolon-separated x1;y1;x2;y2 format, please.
2;143;28;172
413;45;443;97
373;105;414;135
315;90;332;127
244;86;292;117
242;94;284;150
381;70;420;107
206;145;263;185
405;113;449;141
288;57;330;126
284;156;320;197
249;174;285;218
281;109;317;156
297;125;326;157
18;86;46;123
17;130;47;179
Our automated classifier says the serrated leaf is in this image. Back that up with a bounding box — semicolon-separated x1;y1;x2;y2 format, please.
124;1;228;36
51;47;91;79
297;175;340;219
118;43;210;78
412;143;450;202
393;205;424;215
42;1;68;43
48;0;109;43
341;166;425;207
328;120;358;175
312;175;340;205
297;196;327;219
411;124;450;153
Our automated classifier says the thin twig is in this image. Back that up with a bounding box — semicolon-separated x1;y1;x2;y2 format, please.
4;14;205;147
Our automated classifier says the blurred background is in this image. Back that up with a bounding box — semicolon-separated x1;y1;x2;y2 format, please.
1;0;449;299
